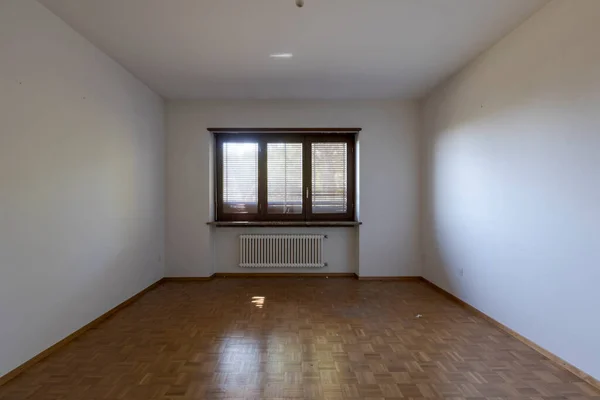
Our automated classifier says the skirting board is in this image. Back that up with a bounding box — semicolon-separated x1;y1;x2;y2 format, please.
0;279;163;387
356;276;421;281
164;274;422;280
162;276;215;282
420;278;600;392
163;274;357;280
215;272;356;278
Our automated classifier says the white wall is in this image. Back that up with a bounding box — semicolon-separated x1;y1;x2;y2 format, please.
422;0;600;381
166;100;419;277
215;228;357;274
0;0;165;377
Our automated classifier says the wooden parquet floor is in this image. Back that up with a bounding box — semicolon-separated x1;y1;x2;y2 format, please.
1;278;598;400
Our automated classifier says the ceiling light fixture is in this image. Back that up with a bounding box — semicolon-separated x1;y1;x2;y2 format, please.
270;53;293;59
295;0;304;7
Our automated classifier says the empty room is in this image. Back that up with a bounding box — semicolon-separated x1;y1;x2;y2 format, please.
1;0;599;399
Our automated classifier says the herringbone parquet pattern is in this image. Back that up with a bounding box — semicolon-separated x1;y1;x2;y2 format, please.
0;278;598;399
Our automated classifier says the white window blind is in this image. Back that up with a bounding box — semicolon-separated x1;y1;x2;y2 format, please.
267;143;303;214
222;142;258;213
311;142;348;214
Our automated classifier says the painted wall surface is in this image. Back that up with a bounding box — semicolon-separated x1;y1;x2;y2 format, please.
214;228;356;274
0;0;165;377
166;100;419;277
422;0;600;380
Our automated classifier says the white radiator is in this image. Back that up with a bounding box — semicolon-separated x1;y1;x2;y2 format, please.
239;234;326;268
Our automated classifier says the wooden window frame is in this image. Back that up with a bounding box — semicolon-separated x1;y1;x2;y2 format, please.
212;128;359;222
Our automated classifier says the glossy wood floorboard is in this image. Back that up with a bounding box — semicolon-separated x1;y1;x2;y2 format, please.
1;278;598;400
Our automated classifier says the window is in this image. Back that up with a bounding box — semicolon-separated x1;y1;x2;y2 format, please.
213;129;358;222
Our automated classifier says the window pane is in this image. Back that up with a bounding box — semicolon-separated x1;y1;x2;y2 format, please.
311;142;347;214
223;142;258;213
267;143;303;214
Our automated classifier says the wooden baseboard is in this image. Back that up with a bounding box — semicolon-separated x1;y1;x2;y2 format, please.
213;274;421;281
0;279;163;387
162;275;215;282
214;272;357;278
356;276;421;281
164;274;420;280
420;278;600;392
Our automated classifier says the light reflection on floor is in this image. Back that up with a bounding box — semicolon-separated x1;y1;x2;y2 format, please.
212;296;277;397
251;296;265;308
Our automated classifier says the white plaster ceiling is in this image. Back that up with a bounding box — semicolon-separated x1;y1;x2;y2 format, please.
38;0;548;99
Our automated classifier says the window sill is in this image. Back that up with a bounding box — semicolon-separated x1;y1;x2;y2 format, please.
207;221;362;228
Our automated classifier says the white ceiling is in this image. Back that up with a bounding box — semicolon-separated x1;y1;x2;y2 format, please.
38;0;547;100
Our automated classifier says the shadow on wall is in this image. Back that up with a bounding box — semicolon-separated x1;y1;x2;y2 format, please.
421;13;600;292
420;0;600;380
